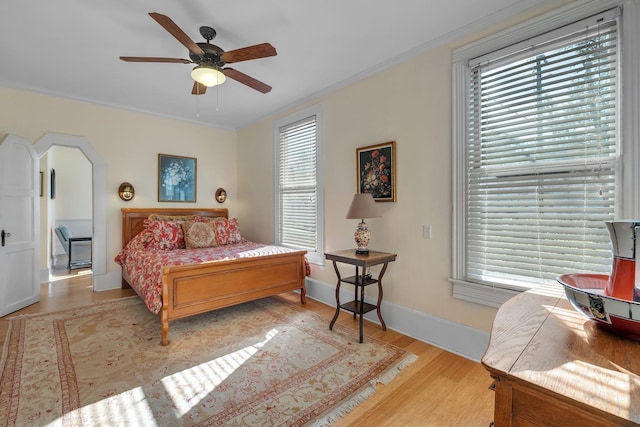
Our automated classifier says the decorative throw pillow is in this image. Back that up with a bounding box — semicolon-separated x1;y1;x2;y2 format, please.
213;218;243;245
143;220;185;250
181;220;219;249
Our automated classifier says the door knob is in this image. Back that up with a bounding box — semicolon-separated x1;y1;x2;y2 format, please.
1;230;10;247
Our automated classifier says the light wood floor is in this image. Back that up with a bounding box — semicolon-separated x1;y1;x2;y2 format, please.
0;274;495;426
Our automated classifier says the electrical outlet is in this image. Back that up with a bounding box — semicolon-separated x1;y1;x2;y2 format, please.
422;225;432;239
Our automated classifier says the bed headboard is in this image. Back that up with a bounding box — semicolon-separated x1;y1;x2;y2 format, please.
121;208;228;248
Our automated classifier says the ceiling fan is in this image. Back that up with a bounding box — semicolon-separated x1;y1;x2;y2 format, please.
120;12;276;95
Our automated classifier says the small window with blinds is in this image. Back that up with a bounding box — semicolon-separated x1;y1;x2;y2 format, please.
275;106;324;264
457;8;620;295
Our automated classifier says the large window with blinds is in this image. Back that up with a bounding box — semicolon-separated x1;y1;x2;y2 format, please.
274;105;324;264
452;6;626;306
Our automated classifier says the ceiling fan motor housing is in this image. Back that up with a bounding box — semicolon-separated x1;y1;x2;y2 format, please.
190;43;225;67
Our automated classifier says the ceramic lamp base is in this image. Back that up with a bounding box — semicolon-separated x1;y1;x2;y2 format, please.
354;220;371;255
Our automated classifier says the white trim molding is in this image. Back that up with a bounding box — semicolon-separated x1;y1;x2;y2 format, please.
620;0;640;218
450;278;522;308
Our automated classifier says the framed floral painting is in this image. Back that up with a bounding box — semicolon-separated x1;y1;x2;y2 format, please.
356;141;396;202
158;154;197;202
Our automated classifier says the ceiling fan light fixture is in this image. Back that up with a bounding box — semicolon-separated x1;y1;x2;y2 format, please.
191;65;226;87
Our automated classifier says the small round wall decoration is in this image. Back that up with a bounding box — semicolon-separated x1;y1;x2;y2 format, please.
118;182;135;201
215;188;227;203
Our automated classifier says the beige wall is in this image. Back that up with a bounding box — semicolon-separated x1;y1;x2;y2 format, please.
237;0;572;333
0;87;237;275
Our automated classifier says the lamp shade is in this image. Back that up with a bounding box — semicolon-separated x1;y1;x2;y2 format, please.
346;193;381;220
191;65;226;87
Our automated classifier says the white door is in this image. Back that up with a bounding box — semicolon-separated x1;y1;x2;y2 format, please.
0;134;40;316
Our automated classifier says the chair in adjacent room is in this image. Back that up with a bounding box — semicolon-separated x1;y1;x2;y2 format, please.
54;225;92;272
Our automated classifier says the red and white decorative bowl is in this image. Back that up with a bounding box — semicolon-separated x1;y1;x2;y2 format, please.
557;273;640;341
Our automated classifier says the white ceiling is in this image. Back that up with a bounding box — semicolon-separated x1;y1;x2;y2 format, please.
0;0;545;130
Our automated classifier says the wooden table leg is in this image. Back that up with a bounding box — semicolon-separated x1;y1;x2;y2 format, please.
376;262;389;331
353;266;358;320
329;260;341;330
359;266;367;343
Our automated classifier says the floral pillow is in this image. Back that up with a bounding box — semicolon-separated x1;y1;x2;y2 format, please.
143;219;185;250
181;220;219;249
213;218;243;245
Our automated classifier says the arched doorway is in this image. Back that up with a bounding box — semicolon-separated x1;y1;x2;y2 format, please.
34;133;107;291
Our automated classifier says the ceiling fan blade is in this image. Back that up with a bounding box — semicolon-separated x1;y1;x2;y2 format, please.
224;68;272;93
192;81;207;95
148;12;205;56
221;43;277;64
120;56;192;64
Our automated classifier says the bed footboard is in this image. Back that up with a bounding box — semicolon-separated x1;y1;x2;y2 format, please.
160;250;307;345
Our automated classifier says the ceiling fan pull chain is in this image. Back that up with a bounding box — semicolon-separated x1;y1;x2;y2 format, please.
216;85;220;112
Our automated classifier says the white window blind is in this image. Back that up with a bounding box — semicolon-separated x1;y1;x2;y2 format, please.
277;115;318;253
465;10;619;288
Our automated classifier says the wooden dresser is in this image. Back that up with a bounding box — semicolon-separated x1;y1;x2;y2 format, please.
482;283;640;426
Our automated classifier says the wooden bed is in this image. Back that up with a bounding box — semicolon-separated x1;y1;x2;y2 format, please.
120;207;307;345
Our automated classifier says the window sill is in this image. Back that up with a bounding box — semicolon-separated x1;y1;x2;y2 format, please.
449;278;525;308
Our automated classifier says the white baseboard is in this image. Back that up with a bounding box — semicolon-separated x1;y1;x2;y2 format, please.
39;267;49;283
304;277;490;362
93;270;122;292
41;263;121;293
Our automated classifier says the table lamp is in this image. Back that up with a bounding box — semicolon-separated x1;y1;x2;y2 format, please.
346;193;381;254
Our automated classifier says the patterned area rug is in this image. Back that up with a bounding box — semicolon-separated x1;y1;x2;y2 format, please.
0;296;416;426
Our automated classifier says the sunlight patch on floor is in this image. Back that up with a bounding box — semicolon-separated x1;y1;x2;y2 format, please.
48;269;92;282
162;328;279;417
62;385;156;426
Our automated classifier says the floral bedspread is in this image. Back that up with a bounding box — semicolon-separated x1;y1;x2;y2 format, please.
115;234;307;315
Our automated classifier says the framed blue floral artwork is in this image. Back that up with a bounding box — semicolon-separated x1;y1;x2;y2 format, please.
158;154;197;202
356;141;396;202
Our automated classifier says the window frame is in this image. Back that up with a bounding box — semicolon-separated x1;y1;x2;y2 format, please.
273;104;325;265
451;0;640;307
